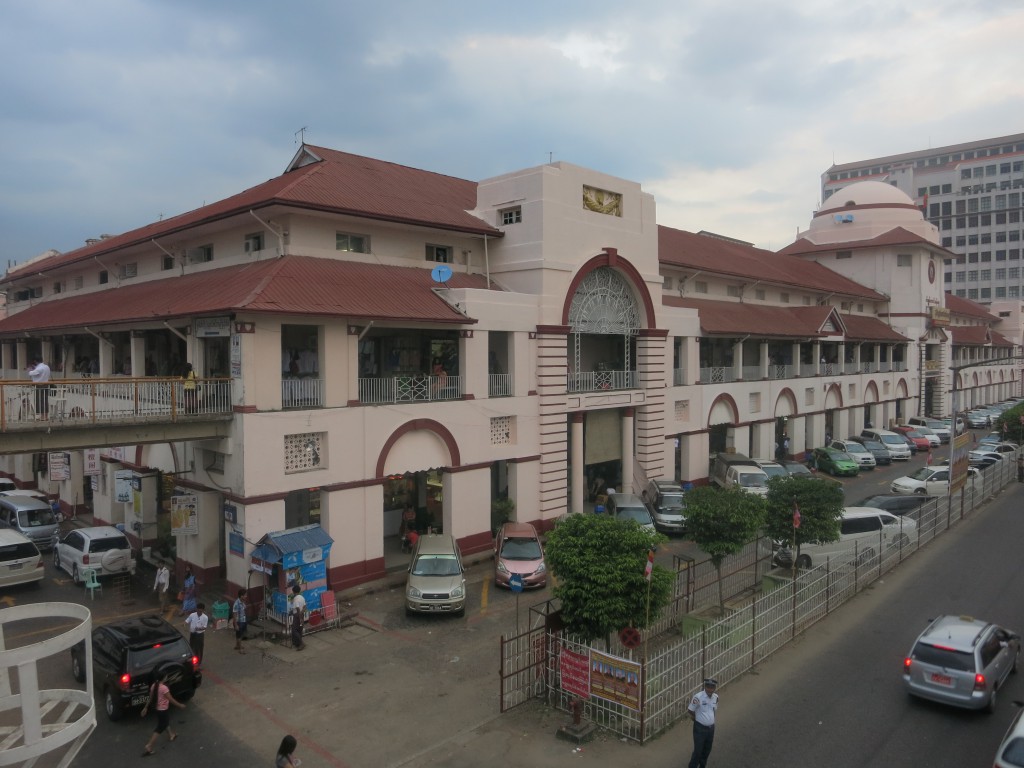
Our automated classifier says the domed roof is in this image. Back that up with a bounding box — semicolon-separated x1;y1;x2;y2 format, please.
819;181;916;213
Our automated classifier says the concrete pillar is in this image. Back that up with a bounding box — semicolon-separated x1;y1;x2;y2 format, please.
791;342;802;377
848;406;864;437
129;332;145;378
508;459;540;526
733;340;743;381
789;416;807;459
98;340;114;378
15;341;27;378
728;424;751;456
679;431;709;487
461;330;487;400
621;408;635;493
443;465;489;540
752;421;773;460
570;413;584;515
814;341;823;375
760;341;769;379
803;413;821;451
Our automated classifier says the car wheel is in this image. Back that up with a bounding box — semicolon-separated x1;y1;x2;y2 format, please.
72;565;81;585
987;686;998;714
53;549;61;572
914;488;926;495
104;687;124;721
796;554;811;569
71;651;86;683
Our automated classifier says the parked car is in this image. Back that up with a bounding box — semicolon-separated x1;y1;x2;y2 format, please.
829;440;876;470
752;459;789;480
860;428;912;460
902;614;1020;712
890;465;979;495
850;494;938;517
606;493;656;531
53;526;136;583
848;436;892;466
775;507;915;569
406;534;466;616
892;426;932;453
941;416;966;435
71;614;202;721
994;701;1024;766
0;528;45;588
0;495;58;552
810;447;860;477
908;416;951;443
642;479;687;534
905;425;942;448
967;410;993;429
493;522;546;589
780;461;815;477
977;441;1019;456
0;479;17;493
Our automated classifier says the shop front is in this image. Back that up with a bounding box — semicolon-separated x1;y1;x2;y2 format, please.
249;523;334;626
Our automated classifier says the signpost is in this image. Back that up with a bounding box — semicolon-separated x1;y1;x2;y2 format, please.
509;573;524;632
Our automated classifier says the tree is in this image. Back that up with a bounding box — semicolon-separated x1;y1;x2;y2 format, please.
764;476;844;567
994;405;1024;445
683;486;766;611
544;514;672;644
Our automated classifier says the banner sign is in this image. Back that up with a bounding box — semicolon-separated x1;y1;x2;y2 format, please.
83;448;102;476
589;650;642;712
114;470;133;503
48;452;70;481
559;647;591;699
170;494;199;535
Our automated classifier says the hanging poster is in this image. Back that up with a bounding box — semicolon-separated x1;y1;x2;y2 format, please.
48;452;70;481
589;650;642;712
559;647;591;699
230;333;242;378
114;470;133;503
170;494;199;535
103;446;125;462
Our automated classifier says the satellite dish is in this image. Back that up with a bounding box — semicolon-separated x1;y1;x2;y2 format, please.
431;264;453;284
834;214;843;223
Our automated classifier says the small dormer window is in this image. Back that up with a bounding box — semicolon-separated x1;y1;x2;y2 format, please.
500;206;522;225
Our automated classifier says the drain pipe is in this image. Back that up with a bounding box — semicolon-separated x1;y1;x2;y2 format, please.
249;210;286;257
484;235;490;289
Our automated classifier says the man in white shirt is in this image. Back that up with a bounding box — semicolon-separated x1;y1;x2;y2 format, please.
687;678;719;768
184;602;209;665
28;357;51;418
290;584;306;650
153;564;170;610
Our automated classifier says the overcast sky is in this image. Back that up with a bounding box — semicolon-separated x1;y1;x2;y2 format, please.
2;0;1022;267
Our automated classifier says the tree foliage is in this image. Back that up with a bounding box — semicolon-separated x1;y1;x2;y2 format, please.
683;486;767;610
764;476;844;557
994;405;1024;445
544;514;671;643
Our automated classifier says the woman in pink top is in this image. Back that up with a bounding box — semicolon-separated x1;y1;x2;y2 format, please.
141;670;187;756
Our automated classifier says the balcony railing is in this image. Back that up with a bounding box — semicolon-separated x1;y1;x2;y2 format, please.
488;373;512;398
699;366;737;384
672;368;687;386
282;378;323;409
740;365;763;380
0;377;232;431
567;370;638;393
358;375;463;404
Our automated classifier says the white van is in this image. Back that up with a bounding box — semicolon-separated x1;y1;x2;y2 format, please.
710;453;770;496
778;507;916;569
860;428;912;461
0;496;58;552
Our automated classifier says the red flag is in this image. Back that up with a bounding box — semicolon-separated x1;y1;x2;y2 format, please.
644;550;655;582
792;500;801;529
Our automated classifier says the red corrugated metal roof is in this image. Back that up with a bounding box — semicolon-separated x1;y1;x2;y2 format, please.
4;146;500;283
658;227;886;300
839;314;912;342
943;292;998;321
989;330;1015;347
0;256;490;335
948;326;990;346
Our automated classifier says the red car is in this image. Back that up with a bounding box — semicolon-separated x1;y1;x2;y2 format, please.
493;522;547;589
893;425;931;452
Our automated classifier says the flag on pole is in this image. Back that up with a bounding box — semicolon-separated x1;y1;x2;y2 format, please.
792;499;801;529
644;549;655;582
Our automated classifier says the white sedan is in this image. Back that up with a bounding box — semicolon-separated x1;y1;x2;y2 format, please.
890;466;979;496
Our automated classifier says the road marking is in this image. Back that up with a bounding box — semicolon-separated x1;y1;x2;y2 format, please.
480;578;489;612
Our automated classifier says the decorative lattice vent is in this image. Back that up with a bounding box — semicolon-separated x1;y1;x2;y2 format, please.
284;432;325;473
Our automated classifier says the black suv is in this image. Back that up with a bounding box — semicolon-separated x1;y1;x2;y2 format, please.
71;615;201;721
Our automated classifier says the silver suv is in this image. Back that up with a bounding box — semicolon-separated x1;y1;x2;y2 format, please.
642;479;686;534
405;534;465;616
903;615;1020;712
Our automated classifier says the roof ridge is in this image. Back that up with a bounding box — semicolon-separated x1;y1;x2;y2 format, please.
235;257;292;309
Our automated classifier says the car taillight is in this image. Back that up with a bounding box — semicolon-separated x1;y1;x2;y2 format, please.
119;673;131;690
903;658;912;672
974;673;986;690
82;554;90;565
191;655;200;668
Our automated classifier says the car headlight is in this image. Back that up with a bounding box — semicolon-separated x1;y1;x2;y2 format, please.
535;562;546;574
451;583;465;599
497;561;509;575
407;585;422;598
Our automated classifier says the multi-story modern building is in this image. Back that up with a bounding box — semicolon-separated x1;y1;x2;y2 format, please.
0;147;1017;615
822;133;1024;303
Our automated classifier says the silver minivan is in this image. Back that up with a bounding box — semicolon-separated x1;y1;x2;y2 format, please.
861;428;912;461
0;495;58;551
0;528;45;588
405;534;466;616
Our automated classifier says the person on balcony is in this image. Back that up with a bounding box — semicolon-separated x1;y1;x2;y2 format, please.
28;357;51;419
431;358;448;395
182;362;198;413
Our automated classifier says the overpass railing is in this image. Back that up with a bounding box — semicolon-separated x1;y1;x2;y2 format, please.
0;377;233;431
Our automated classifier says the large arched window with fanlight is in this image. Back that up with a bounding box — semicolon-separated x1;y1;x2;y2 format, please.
567;267;641;391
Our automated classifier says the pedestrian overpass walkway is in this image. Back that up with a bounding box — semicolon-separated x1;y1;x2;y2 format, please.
0;377;233;455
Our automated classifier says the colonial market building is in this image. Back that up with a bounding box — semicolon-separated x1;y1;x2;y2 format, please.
0;148;1018;604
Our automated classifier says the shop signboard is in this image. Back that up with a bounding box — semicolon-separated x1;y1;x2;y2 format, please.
48;452;70;481
103;447;125;462
194;316;232;338
83;448;102;476
281;543;332;569
114;470;133;503
170;494;199;535
230;333;242;377
589;650;642;712
229;531;245;557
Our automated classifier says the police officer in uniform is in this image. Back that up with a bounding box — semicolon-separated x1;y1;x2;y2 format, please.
687;677;719;768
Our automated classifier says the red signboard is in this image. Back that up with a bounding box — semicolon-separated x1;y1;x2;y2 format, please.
559;647;591;699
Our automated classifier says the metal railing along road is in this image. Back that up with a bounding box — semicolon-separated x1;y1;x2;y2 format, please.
0;377;232;431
